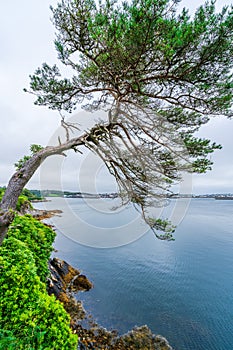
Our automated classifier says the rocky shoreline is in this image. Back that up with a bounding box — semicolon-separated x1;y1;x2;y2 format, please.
47;257;173;350
31;208;63;220
32;208;173;349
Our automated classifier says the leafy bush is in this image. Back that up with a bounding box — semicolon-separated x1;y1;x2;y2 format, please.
0;329;16;350
0;237;77;350
15;194;33;211
7;215;56;282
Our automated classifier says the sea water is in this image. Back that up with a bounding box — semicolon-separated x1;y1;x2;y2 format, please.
35;198;233;350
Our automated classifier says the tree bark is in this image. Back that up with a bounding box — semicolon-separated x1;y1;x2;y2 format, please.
0;211;15;245
0;134;86;244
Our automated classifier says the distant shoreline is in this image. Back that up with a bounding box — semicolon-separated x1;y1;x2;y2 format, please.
30;189;233;200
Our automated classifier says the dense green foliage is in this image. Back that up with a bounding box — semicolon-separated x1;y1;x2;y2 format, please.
0;329;16;350
7;215;56;282
0;216;77;350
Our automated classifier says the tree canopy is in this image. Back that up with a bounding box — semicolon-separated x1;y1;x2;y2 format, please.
31;0;233;115
1;0;233;242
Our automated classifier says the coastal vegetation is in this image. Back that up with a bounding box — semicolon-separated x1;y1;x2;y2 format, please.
0;214;78;349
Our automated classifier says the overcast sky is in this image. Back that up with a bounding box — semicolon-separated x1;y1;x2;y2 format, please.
0;0;233;195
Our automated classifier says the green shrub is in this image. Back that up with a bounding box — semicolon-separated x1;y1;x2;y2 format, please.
0;237;77;350
16;195;33;211
0;329;16;350
8;215;56;282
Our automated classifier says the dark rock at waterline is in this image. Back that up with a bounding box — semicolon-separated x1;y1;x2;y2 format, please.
50;257;80;283
48;258;93;296
72;274;93;291
47;258;91;321
47;257;92;298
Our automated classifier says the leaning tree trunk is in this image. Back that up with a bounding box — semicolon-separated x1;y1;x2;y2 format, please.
0;152;47;244
0;122;116;245
0;134;87;245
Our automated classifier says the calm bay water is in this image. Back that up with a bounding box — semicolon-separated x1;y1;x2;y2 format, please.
35;198;233;350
